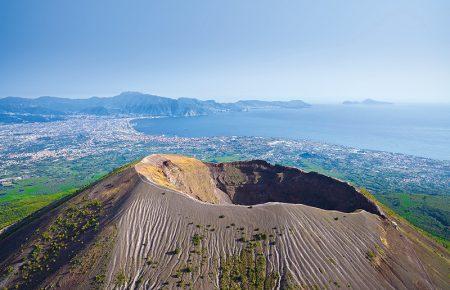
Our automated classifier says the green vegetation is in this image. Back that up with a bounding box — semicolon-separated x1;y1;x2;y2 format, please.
295;159;346;180
167;247;180;256
13;199;102;287
0;189;75;229
115;270;127;286
136;276;144;287
280;272;300;289
377;192;449;241
365;250;376;262
192;234;203;246
93;274;106;286
181;266;192;273
253;233;267;241
219;240;278;289
0;154;139;232
360;188;450;249
205;154;243;163
146;256;158;266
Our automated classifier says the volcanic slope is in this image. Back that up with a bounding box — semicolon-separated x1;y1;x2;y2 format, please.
0;154;448;289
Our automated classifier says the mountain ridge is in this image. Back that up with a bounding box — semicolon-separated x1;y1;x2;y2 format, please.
0;92;310;122
342;98;393;105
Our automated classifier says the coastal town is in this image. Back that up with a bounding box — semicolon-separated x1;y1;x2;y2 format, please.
1;116;448;197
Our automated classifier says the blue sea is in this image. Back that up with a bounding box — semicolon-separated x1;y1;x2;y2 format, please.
132;104;450;161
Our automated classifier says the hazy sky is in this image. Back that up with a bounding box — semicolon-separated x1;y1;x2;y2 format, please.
1;0;449;103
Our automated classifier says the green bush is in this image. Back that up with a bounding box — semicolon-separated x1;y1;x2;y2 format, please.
115;270;127;286
192;234;203;246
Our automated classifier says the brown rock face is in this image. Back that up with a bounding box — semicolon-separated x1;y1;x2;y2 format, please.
208;160;382;215
138;154;381;214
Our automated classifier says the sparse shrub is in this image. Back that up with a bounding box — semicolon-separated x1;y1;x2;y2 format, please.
19;199;102;284
219;239;276;289
192;234;203;246
167;248;180;256
236;237;247;243
115;270;127;286
41;231;52;241
365;250;376;261
176;279;185;288
182;266;192;273
265;272;280;289
232;274;243;282
253;233;267;241
93;274;105;285
146;256;155;265
136;276;143;286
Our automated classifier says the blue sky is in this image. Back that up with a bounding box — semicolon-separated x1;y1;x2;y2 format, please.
0;0;449;103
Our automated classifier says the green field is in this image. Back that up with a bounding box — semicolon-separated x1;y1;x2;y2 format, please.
377;193;449;241
0;175;83;229
0;190;74;229
0;164;108;230
0;157;141;231
205;154;245;163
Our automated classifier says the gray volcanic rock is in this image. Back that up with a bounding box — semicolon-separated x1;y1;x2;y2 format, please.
0;155;448;290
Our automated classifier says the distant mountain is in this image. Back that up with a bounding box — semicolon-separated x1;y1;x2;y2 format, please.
0;113;64;124
233;99;310;110
343;98;393;105
0;92;310;123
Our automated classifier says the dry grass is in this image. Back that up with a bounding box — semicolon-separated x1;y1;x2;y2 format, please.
135;163;177;191
136;154;218;203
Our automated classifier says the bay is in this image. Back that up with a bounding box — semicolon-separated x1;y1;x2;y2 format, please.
132;104;450;161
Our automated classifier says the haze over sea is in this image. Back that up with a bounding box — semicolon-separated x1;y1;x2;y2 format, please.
133;104;450;161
